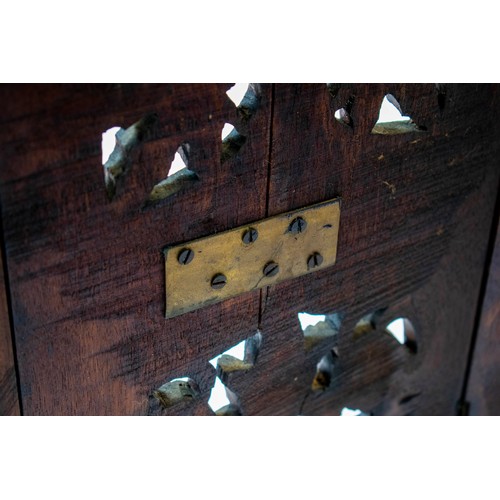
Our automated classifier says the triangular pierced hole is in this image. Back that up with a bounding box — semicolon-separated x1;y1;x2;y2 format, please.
208;376;242;416
152;377;200;409
353;309;386;337
102;127;121;165
102;114;158;201
226;83;250;107
385;317;417;353
146;143;199;206
340;407;370;416
298;312;343;350
372;94;426;135
221;122;246;163
209;331;262;376
334;96;355;128
226;83;261;121
334;107;353;127
169;150;188;176
312;349;338;392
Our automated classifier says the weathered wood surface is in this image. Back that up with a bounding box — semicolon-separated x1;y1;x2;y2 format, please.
0;84;272;415
0;242;20;415
467;215;500;415
0;83;498;415
223;84;500;416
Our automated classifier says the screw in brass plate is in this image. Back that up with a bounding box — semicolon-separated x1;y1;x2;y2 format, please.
242;227;258;244
263;261;280;277
211;273;227;290
307;252;324;270
178;248;194;265
288;217;307;234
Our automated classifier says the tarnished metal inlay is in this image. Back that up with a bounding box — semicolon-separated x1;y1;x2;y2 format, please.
164;198;341;318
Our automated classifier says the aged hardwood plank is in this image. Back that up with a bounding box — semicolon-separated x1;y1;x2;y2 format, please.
1;83;499;416
220;84;500;415
0;84;272;415
466;213;500;415
0;240;20;415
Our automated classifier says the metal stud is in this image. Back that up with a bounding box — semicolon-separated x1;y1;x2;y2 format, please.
263;261;279;277
242;227;258;244
178;248;194;265
211;273;227;290
288;217;307;234
307;252;324;269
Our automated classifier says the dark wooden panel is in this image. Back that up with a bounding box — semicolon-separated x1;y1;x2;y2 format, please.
0;84;272;415
467;214;500;415
1;84;498;416
221;84;500;415
0;243;20;415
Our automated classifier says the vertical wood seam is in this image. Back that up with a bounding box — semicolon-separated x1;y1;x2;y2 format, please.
458;173;500;413
258;83;276;330
0;201;23;415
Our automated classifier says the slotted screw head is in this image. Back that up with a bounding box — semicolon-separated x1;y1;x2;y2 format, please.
263;261;279;277
307;252;324;270
242;227;258;244
211;273;227;290
288;217;307;234
178;248;194;265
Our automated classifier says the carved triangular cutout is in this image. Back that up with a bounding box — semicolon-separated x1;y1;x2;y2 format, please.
312;348;338;392
372;94;426;135
209;331;262;378
226;83;261;121
334;96;355;128
152;377;200;409
385;317;417;353
340;407;370;416
208;376;242;416
298;312;343;350
146;143;199;206
353;308;386;337
221;122;246;163
102;114;158;201
226;83;249;107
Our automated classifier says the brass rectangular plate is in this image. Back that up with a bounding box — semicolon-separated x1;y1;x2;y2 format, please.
164;198;341;318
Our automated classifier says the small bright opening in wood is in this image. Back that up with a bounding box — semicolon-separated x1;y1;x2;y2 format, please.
226;83;249;107
101;127;120;164
209;339;246;368
386;318;406;344
298;312;326;330
377;95;410;123
222;123;235;140
208;376;231;412
341;407;366;416
169;151;187;176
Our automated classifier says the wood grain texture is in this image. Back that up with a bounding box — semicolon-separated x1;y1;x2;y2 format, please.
0;84;272;415
467;214;500;415
0;243;20;415
0;83;498;415
222;84;500;415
